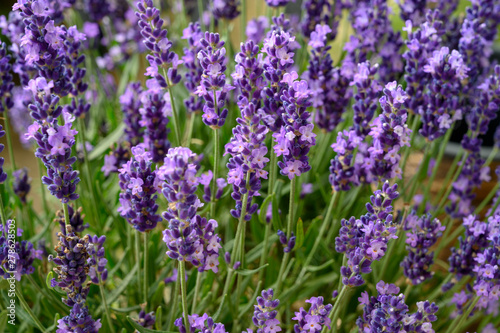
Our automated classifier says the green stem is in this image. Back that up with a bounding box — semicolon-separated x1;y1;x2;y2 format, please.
422;129;453;204
78;119;101;226
484;147;498;168
298;191;338;281
179;261;190;333
144;231;149;307
37;159;49;216
3;112;16;170
16;288;47;332
434;152;463;206
167;85;182;146
62;202;70;230
380;205;409;280
446;296;480;333
475;181;500;215
401;115;420;178
268;149;277;194
167;274;180;330
0;190;7;230
98;271;115;333
275;177;297;294
185;113;195;148
324;285;348;333
197;0;205;30
435;153;469;215
257;222;271;282
211;128;220;218
191;271;202;313
427;274;452;302
135;230;142;304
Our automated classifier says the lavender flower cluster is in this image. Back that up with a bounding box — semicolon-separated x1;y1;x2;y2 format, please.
159;147;222;272
336;182;399;287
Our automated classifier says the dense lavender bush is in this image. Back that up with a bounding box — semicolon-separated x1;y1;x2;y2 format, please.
1;1;500;332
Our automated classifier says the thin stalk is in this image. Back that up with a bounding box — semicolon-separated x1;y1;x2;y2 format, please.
191;271;202;313
401;115;420;177
377;205;408;281
484;147;498;168
62;202;70;230
434;152;463;206
324;285;348;333
446;296;480;333
406;144;431;202
275;177;297;294
435;153;469;215
167;84;182;146
268;149;277;194
257;222;271;281
474;181;500;214
16;288;47;332
26;275;67;314
78;119;101;225
37;159;49;216
427;274;452;301
0;191;7;230
422;129;453;203
179;261;190;333
167;274;180;330
98;271;115;333
403;284;412;299
197;0;205;30
211;128;220;218
144;231;149;307
298;191;338;281
185;113;195;148
488;194;500;218
3;112;16;170
135;230;142;303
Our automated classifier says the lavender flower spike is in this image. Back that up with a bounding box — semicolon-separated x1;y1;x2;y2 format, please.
135;0;182;88
273;73;316;179
13;168;31;204
196;32;234;128
292;296;332;333
159;147;222;273
175;313;228;333
117;146;162;232
246;288;280;333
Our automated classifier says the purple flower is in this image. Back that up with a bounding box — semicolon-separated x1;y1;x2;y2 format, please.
272;73;315;179
304;24;351;132
357;281;438;332
0;125;6;184
196;32;233;128
292;296;332;333
0;42;14;114
117;146;162;232
56;205;89;234
135;310;156;330
246;17;269;44
336;182;399;287
120;82;144;147
246;288;280;333
182;22;204;114
135;0;182;88
12;168;30;204
261;27;297;132
57;304;102;333
211;0;240;20
401;213;445;285
159;147;222;272
0;220;41;281
301;0;342;40
265;0;294;7
139;83;171;163
175;313;228;333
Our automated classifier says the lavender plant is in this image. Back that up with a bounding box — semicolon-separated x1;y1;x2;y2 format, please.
2;1;500;333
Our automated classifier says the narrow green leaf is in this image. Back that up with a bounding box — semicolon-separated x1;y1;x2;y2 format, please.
271;196;282;231
152;281;166;309
238;281;262;320
295;217;304;251
96;263;138;315
213;293;226;322
306;259;335;272
258;194;274;225
127;316;177;333
46;271;54;290
88;123;125;161
155;306;163;331
235;263;269;276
